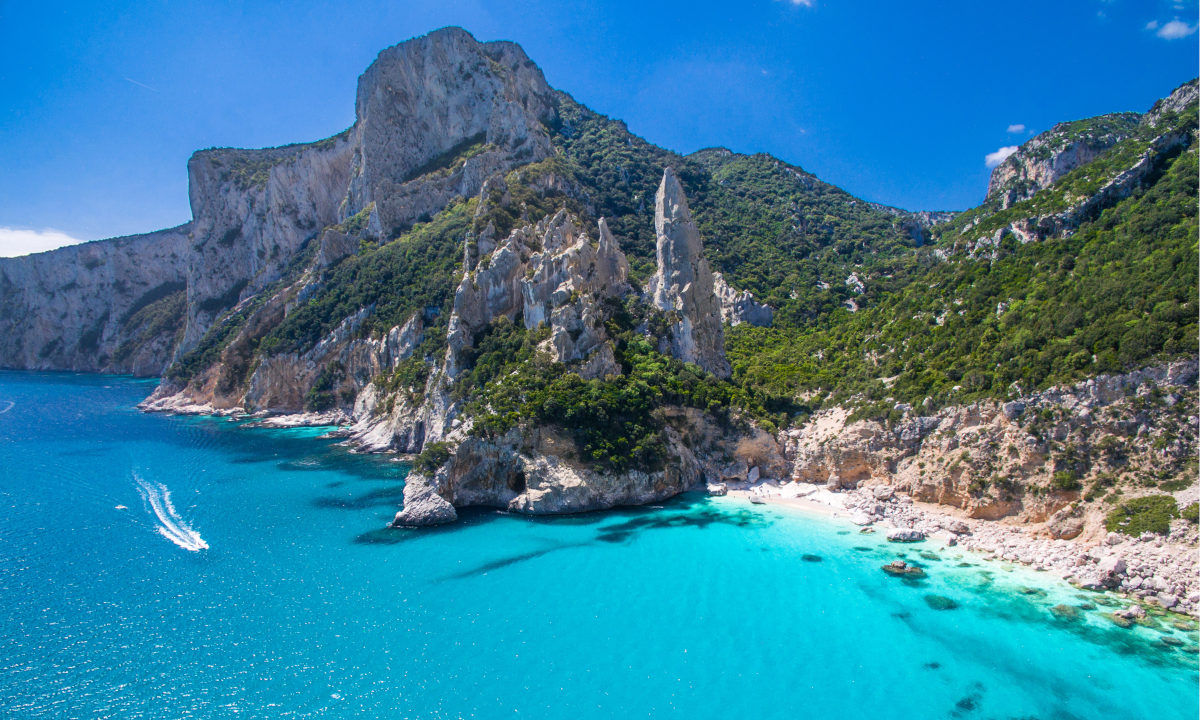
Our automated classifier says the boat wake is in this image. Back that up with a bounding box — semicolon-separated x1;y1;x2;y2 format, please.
135;473;209;552
0;400;14;415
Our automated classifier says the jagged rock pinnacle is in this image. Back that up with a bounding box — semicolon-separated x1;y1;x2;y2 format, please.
647;167;731;379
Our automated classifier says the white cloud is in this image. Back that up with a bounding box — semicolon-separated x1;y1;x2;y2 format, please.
1006;123;1026;134
1156;19;1197;39
985;146;1019;169
779;0;814;6
0;227;88;257
1145;20;1159;30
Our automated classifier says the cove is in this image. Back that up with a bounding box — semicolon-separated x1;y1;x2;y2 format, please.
0;371;1195;719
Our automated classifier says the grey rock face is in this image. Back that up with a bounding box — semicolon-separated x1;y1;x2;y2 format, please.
446;208;630;380
1144;79;1198;128
646;168;731;378
712;272;773;327
393;472;458;526
886;528;926;543
398;416;711;521
347;27;557;236
181;136;357;354
986;113;1141;210
243;309;425;414
0;226;190;375
2;27;558;374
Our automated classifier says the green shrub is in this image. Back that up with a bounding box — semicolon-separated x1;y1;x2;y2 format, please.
1051;470;1081;491
1104;495;1179;536
1181;502;1199;523
413;442;452;475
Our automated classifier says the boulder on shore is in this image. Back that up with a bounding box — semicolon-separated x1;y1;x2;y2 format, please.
887;528;926;543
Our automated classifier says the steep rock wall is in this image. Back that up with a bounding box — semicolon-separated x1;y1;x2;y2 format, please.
0;226;190;375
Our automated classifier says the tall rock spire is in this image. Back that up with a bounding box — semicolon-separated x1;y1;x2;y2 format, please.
647;167;731;379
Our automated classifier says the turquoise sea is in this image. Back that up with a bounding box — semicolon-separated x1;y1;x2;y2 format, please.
0;371;1196;719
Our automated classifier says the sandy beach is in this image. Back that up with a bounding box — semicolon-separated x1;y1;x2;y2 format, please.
720;478;1200;618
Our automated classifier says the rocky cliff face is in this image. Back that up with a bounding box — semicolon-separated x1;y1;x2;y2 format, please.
180;26;558;356
347;28;557;234
1;27;559;376
444;206;629;380
0;226;190;375
950;80;1197;256
783;360;1198;539
986;113;1141;210
712;272;773;327
181;138;358;354
396;406;784;526
646;168;731;378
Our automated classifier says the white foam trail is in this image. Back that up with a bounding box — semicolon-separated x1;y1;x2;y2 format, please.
0;400;14;414
135;473;209;551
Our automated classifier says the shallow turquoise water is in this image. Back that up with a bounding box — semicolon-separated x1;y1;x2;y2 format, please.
0;372;1196;719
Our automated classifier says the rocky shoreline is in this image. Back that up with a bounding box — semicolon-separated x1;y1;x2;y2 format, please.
140;359;1200;622
724;479;1200;618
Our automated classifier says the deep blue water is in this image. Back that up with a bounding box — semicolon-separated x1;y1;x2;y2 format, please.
0;372;1196;719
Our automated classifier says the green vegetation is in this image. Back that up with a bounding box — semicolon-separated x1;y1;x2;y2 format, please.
160;83;1197;491
1051;470;1081;492
336;203;374;235
1105;494;1180;535
224;155;281;190
378;323;447;404
120;282;187;324
112;290;187;366
461;299;788;472
403;133;491;182
551;94;916;299
304;362;346;411
938;104;1195;247
1182;502;1199;523
726;143;1198;418
257;199;474;356
413;441;452;474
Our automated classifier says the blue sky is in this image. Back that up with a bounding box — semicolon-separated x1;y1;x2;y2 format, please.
0;0;1196;255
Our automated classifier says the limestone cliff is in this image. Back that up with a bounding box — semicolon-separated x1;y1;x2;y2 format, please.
1;27;558;375
646;168;731;378
782;360;1198;540
0;226;190;375
986;113;1140;210
396;407;784;527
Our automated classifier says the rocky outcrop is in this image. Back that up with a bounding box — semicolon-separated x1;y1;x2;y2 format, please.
805;481;1200;616
711;272;773;327
445;207;629;380
986;113;1141;210
346;27;557;235
2;27;559;374
960;84;1195;259
394;407;762;526
646;168;731;378
181;136;358;354
342;199;634;454
1144;78;1198;128
0;226;190;375
181;27;558;357
867;204;957;245
782;359;1199;536
965;79;1197;256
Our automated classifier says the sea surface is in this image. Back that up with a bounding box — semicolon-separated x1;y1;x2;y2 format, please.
0;371;1196;719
